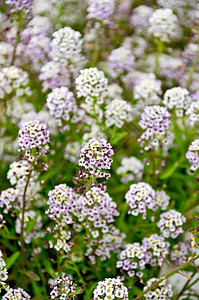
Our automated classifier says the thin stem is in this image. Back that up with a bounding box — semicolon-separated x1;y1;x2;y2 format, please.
175;269;197;300
11;12;22;66
134;254;199;300
71;261;85;285
152;146;156;188
91;29;101;66
155;41;163;76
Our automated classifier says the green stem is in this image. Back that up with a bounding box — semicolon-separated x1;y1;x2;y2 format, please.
91;29;101;66
35;256;48;297
134;254;199;300
155;41;163;76
11;12;22;66
175;269;197;300
71;261;85;285
152;146;156;189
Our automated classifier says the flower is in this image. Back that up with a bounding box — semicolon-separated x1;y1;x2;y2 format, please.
125;182;157;219
163;87;192;117
143;278;173;300
108;47;135;76
87;0;115;22
49;273;79;300
93;278;128;300
78;138;114;179
155;190;170;210
157;209;186;238
0;250;9;292
50;27;83;64
186;139;199;173
75;67;108;105
105;99;133;128
2;287;31;299
5;0;33;12
116;156;144;183
170;242;191;265
186;100;199;126
148;9;179;42
117;243;146;277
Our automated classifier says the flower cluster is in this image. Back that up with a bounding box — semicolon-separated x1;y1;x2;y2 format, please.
49;273;79;300
0;66;31;99
186;100;199;126
130;5;153;34
138;105;171;151
155;190;170;210
125;182;157;219
18;120;49;162
163;87;192;117
142;234;170;266
75;67;108;105
2;287;31;300
93;278;128;300
7;160;37;187
38;61;70;92
105;99;133;128
134;74;162;105
0;188;21;213
46;87;77;131
186;139;199;173
148;9;179;42
117;243;146;277
0;250;8;292
5;0;33;12
87;0;115;22
50;27;83;64
116;156;144;183
143;278;173;300
108;47;135;76
78;138;114;179
158;209;186;238
171;242;191;265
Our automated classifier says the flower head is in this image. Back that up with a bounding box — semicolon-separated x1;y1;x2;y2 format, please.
93;278;128;300
158;209;186;238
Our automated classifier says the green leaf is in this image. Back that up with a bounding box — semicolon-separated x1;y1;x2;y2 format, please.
24;271;40;281
5;251;20;269
26;212;40;234
43;259;56;278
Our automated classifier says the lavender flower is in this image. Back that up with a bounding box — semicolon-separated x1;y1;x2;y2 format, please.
125;182;157;219
155;190;170;210
143;278;173;300
138;105;171;151
93;278;128;300
5;0;33;12
142;234;170;266
78;138;114;179
186;139;199;173
117;243;146;277
171;242;191;265
158;209;186;238
46;87;77;131
186;100;199;126
130;5;153;34
87;0;115;22
108;47;135;76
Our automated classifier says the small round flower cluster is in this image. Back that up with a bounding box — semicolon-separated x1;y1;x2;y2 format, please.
0;42;13;66
20;16;52;41
163;87;192;117
125;182;157;219
5;0;33;12
64;141;81;163
78;138;114;179
186;139;199;173
171;242;191;265
50;27;83;64
75;67;108;105
18;120;50;165
142;234;170;266
186;100;199;126
49;273;78;300
0;188;20;213
46;87;77;131
138;105;171;151
2;287;31;300
79;186;119;236
87;0;115;22
155;190;170;210
130;5;153;35
0;66;31;99
15;210;43;243
143;278;173;300
7;160;37;187
158;209;186;238
0;250;8;292
93;278;128;300
86;225;126;264
38;61;70;92
108;47;135;76
134;74;162;105
148;9;179;42
105;99;133;128
116;156;144;183
117;243;146;277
